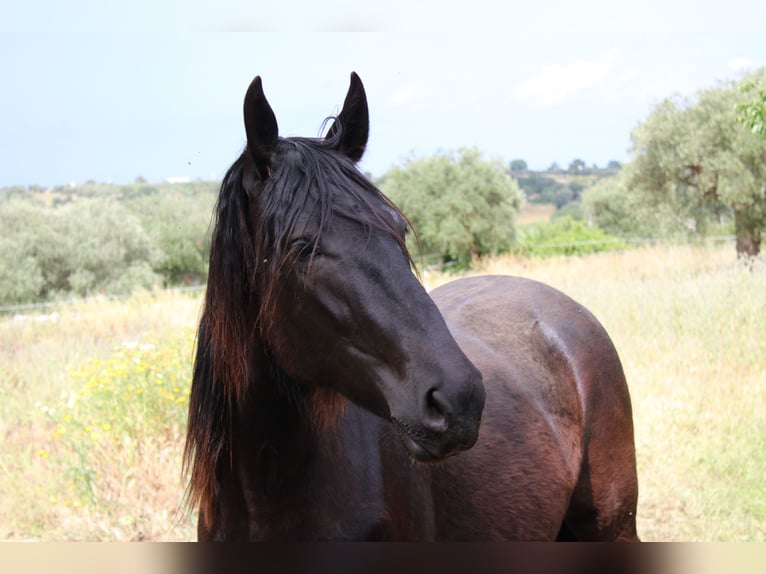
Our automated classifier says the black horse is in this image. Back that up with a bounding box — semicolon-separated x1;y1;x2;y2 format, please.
183;73;639;541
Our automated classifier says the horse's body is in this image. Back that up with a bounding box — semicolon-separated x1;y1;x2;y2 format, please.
185;73;639;541
427;276;638;540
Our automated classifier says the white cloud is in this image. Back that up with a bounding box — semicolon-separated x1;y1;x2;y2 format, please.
511;47;620;107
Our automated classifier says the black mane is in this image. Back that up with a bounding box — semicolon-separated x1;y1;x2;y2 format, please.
184;130;410;521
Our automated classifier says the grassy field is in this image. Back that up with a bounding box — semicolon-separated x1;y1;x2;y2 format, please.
1;243;764;541
0;292;202;541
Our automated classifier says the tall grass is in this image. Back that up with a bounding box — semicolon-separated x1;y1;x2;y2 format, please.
1;245;763;540
0;291;202;540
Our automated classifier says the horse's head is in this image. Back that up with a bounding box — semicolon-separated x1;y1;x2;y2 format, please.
218;73;485;462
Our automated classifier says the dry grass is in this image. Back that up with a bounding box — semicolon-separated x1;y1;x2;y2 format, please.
0;291;203;541
516;202;557;224
2;245;764;541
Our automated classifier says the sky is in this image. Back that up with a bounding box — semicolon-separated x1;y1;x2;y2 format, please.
1;0;764;188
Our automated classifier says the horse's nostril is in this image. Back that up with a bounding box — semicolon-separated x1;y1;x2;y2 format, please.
424;387;449;433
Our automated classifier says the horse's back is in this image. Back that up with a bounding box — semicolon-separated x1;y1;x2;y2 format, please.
428;275;639;541
430;275;629;424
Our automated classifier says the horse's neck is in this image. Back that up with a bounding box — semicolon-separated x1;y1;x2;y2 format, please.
229;353;321;492
214;350;435;540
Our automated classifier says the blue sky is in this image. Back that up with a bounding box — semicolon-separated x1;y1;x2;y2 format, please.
1;1;764;187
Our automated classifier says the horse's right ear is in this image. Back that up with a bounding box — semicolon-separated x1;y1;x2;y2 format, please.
244;76;278;178
326;72;369;163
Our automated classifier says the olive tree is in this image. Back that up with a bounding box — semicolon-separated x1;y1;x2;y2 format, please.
380;148;523;265
0;198;161;305
627;70;766;257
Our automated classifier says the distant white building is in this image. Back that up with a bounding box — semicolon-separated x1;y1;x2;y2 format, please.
166;176;191;184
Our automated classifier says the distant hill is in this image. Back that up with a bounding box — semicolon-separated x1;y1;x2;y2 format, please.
511;164;621;209
0;178;219;207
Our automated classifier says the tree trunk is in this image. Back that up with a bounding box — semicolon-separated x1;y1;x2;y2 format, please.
733;207;762;258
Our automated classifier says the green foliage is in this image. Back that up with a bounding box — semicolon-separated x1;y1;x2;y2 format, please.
584;71;766;255
0;181;216;306
0;198;161;305
513;167;614;209
582;171;689;239
515;172;569;205
736;76;766;136
0;201;45;304
125;190;213;286
626;70;766;256
516;216;627;257
567;158;586;173
551;201;585;221
509;158;528;173
381;148;523;265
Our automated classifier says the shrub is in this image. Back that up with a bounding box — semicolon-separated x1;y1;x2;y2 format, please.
125;191;213;286
0;198;162;305
517;216;628;257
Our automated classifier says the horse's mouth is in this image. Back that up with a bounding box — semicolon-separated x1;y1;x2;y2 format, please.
391;418;455;464
398;431;443;463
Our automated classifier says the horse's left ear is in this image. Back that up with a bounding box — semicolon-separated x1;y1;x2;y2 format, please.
326;72;369;163
244;76;278;178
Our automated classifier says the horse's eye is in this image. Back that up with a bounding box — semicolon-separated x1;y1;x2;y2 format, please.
290;238;318;261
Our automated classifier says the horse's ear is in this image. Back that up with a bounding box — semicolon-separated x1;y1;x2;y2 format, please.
244;76;278;178
326;72;369;163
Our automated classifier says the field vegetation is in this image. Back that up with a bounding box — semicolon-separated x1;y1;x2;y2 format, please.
2;243;763;541
1;291;201;540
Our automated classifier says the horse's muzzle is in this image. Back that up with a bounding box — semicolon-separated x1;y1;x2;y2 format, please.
392;370;485;462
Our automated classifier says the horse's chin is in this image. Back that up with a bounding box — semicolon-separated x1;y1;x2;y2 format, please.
391;415;481;463
398;432;446;464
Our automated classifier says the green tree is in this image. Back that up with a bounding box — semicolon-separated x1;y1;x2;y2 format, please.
509;158;528;173
568;158;586;173
380;148;523;265
627;71;766;257
547;162;561;172
583;170;684;239
61;199;161;296
569;180;585;200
